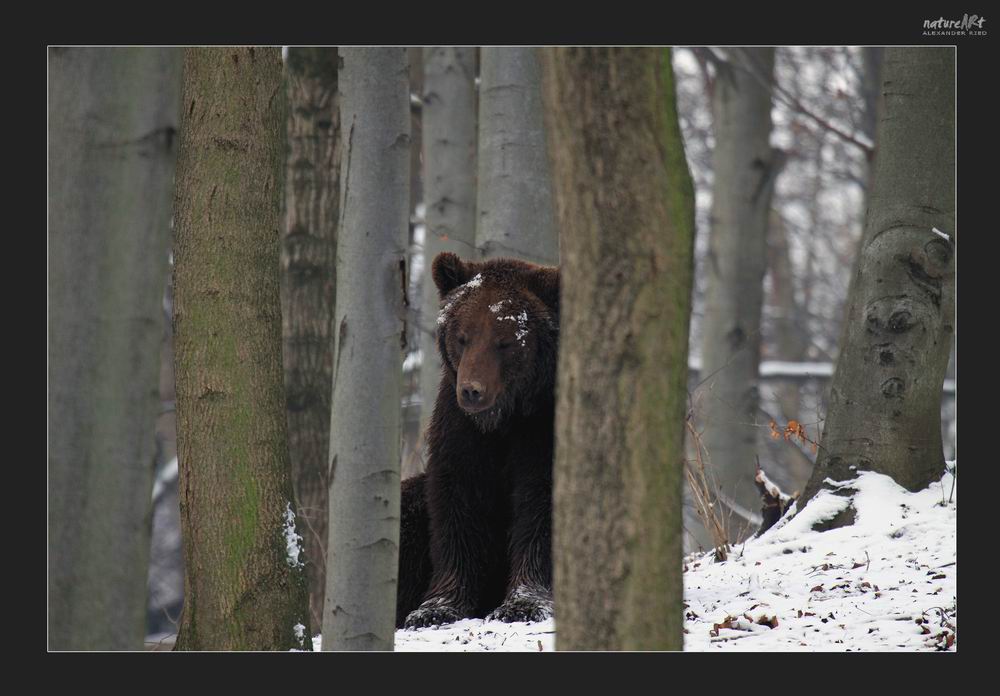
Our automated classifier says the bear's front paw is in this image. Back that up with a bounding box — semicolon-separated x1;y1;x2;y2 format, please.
486;584;554;623
404;597;467;629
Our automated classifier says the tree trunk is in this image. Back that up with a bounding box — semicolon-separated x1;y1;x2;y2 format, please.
837;47;885;360
798;47;955;516
322;47;410;651
477;47;558;265
281;46;340;637
541;47;695;651
48;47;182;651
692;48;781;546
418;47;478;447
767;209;809;421
172;47;311;651
766;210;814;490
859;47;885;156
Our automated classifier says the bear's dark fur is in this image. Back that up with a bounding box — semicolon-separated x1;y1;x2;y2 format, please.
396;252;560;628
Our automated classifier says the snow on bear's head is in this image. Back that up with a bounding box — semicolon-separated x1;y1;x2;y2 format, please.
432;252;560;433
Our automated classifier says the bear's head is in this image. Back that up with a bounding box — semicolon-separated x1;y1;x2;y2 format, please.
432;252;560;433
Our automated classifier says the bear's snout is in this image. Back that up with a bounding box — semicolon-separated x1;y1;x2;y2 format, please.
458;380;492;412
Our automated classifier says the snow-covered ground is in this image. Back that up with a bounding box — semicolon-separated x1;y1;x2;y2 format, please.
682;469;956;651
308;468;955;652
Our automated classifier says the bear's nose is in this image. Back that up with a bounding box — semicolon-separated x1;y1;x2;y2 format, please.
460;380;486;407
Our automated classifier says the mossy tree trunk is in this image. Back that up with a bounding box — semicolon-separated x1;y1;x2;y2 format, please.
48;47;182;651
418;47;478;445
477;47;558;265
692;48;781;547
322;47;410;652
172;47;311;651
541;47;696;651
798;48;955;518
281;46;340;636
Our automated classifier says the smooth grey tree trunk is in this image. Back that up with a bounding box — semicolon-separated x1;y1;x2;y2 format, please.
798;48;955;517
281;46;340;637
691;48;782;547
476;48;558;265
323;48;410;651
542;47;695;651
417;47;478;445
48;47;181;651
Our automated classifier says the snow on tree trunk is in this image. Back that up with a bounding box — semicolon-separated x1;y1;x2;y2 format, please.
281;46;340;637
477;47;558;265
542;47;695;651
798;47;955;520
172;47;311;651
417;47;478;446
692;48;782;546
322;47;410;651
48;47;181;651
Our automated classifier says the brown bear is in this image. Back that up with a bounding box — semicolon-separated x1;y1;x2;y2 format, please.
396;251;560;628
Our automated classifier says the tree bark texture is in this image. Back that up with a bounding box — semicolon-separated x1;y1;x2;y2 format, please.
418;47;478;442
692;48;781;546
322;48;410;651
172;47;311;651
281;46;340;636
48;47;182;651
477;47;558;265
798;48;955;514
542;47;695;651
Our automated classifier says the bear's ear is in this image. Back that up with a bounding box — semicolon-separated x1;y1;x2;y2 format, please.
432;252;476;299
525;265;560;313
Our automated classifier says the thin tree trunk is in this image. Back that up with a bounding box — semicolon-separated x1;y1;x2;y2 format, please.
694;48;781;545
281;46;340;637
798;48;955;517
766;210;814;491
48;47;182;651
477;47;558;265
418;47;478;447
172;47;310;651
322;47;410;652
837;47;885;360
768;210;809;421
859;47;884;157
542;47;695;651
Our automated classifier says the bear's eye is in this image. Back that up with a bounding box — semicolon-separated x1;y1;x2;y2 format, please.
457;335;468;347
497;339;513;351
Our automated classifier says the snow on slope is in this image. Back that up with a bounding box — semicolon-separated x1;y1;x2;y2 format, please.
306;470;955;652
683;470;956;652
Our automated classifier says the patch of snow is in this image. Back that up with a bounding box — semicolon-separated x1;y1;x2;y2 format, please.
151;457;178;502
931;227;951;242
759;361;835;378
300;471;955;652
497;310;530;346
464;273;483;289
488;300;508;314
294;623;306;641
304;619;555;652
683;470;956;652
283;502;305;570
437;287;468;325
756;466;792;506
403;350;422;372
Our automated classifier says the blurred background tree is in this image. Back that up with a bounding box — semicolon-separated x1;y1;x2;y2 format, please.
48;47;182;651
281;46;340;635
